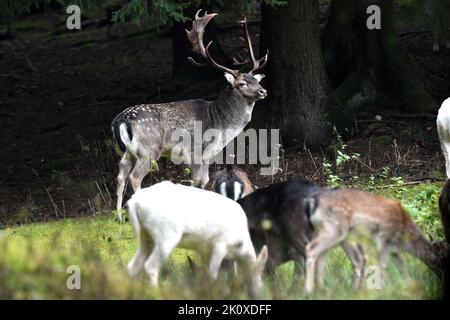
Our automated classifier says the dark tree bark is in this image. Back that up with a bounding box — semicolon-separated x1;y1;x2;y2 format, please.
322;0;357;88
171;5;201;79
171;17;198;78
259;0;352;149
323;0;436;113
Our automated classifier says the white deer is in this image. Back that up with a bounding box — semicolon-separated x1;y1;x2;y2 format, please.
126;181;268;297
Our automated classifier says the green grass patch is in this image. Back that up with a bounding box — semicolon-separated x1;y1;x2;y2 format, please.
0;183;445;299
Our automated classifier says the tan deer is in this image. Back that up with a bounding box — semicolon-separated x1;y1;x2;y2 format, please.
111;11;268;219
304;189;444;294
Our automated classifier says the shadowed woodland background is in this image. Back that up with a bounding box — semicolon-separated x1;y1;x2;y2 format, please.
0;0;449;223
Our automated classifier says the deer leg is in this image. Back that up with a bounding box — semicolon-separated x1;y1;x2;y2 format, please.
441;141;450;179
316;253;327;290
190;164;201;187
144;235;180;287
293;257;305;278
200;161;210;187
129;152;159;192
341;242;367;290
375;239;390;287
116;151;134;212
128;232;152;278
209;242;228;280
129;158;149;192
305;242;318;294
305;229;345;294
191;162;209;187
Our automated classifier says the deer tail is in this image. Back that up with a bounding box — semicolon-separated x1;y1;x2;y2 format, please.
304;196;318;231
111;119;133;153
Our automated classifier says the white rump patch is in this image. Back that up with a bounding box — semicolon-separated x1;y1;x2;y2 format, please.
233;181;243;201
219;182;227;198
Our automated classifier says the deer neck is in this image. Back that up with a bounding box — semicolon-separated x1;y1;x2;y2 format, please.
205;88;255;130
406;223;443;276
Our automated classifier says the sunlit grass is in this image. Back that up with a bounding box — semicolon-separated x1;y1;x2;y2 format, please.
0;183;444;299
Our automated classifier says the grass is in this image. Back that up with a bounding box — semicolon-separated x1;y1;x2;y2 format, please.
0;182;445;300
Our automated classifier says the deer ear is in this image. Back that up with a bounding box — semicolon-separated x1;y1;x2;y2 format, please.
257;245;268;267
224;72;235;85
254;74;265;83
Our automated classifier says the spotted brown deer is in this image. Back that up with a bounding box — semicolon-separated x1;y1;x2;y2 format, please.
304;189;445;294
111;11;268;219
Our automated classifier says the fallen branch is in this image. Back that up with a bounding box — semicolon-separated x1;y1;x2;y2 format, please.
37;123;68;134
391;113;436;120
371;178;445;190
0;73;27;80
356;119;406;124
25;54;39;72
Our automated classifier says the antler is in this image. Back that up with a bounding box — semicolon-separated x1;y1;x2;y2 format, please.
240;16;269;75
186;10;239;77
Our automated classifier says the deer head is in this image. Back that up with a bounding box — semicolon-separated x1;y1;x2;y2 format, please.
186;10;268;102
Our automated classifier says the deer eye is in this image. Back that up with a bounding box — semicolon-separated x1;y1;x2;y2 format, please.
238;82;247;88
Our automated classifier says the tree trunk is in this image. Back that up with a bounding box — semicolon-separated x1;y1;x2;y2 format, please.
322;0;358;88
259;0;351;149
323;0;436;113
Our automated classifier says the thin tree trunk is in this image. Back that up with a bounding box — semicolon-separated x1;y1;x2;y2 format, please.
323;0;436;113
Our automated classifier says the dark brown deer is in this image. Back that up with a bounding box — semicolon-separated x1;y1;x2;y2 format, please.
439;179;450;243
237;181;366;286
438;179;450;298
111;10;268;219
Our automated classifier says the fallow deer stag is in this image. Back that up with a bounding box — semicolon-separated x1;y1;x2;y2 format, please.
111;10;268;219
